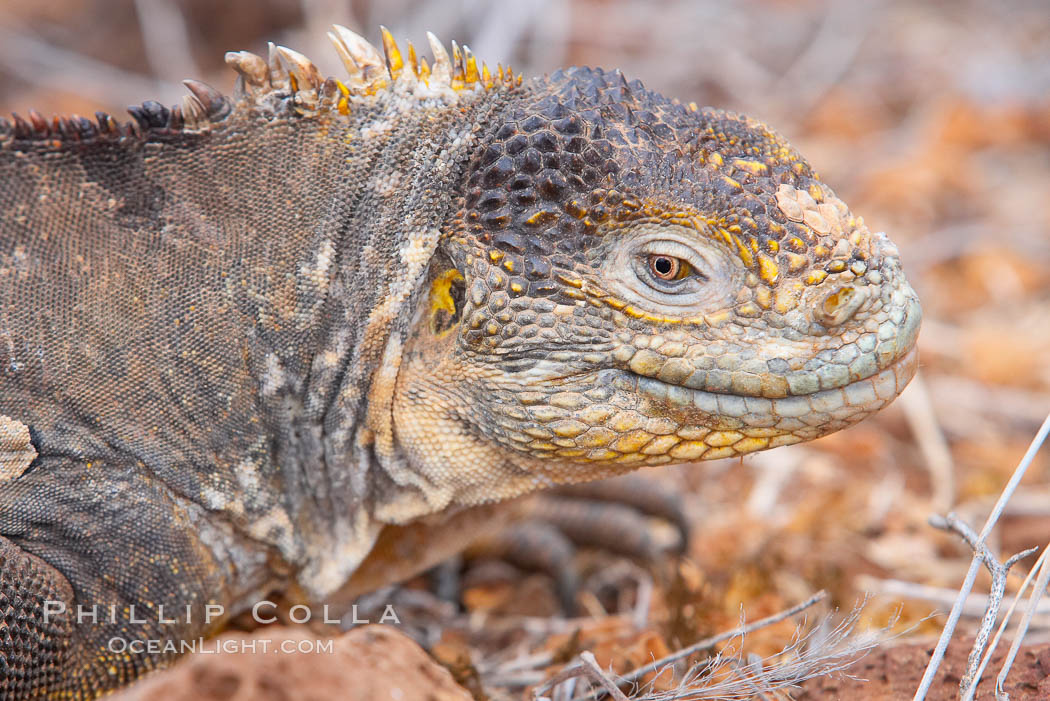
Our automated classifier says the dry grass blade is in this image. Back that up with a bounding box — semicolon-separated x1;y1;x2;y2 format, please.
632;597;893;700
537;591;899;700
614;590;829;691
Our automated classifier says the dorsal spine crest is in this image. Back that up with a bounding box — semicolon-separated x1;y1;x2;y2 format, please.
1;25;521;146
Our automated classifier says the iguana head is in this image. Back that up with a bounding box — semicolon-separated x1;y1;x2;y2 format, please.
197;27;920;515
395;65;921;497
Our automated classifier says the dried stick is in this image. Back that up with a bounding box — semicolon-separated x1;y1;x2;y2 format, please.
858;575;1050;620
913;411;1050;701
962;544;1049;701
995;546;1050;700
534;651;630;701
928;514;1037;698
899;372;955;512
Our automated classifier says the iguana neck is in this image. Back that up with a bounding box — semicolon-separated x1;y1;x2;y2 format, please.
257;84;515;595
0;80;516;599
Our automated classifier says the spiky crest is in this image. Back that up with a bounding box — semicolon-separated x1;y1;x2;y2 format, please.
0;25;520;143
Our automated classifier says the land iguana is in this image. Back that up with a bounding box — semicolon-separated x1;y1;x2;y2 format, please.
0;26;921;698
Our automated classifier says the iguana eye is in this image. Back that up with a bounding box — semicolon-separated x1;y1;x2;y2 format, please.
648;254;691;281
638;243;705;292
601;223;737;312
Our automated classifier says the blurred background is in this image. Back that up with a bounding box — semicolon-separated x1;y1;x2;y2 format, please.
2;0;1049;696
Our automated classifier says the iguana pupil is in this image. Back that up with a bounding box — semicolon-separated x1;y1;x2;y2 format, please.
650;254;681;280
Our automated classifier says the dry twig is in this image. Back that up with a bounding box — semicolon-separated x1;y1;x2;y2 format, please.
914;411;1050;700
994;546;1050;700
928;514;1038;698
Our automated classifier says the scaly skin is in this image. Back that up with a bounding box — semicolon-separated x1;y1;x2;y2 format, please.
0;27;920;698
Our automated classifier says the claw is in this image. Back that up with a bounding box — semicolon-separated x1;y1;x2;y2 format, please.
550;475;690;555
466;521;580;615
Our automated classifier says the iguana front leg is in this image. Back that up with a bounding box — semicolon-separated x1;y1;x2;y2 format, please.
0;458;265;698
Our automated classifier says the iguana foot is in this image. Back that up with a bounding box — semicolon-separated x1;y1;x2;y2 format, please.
0;534;78;698
437;475;688;614
539;473;690;558
0;460;244;698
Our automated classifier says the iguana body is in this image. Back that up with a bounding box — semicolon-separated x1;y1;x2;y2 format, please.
0;27;920;698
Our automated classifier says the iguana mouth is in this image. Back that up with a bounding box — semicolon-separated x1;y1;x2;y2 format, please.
633;345;918;424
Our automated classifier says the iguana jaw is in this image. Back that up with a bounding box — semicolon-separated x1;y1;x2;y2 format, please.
616;265;923;449
386;346;917;515
629;344;918;452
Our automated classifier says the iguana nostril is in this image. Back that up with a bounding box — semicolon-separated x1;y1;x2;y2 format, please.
814;285;868;327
